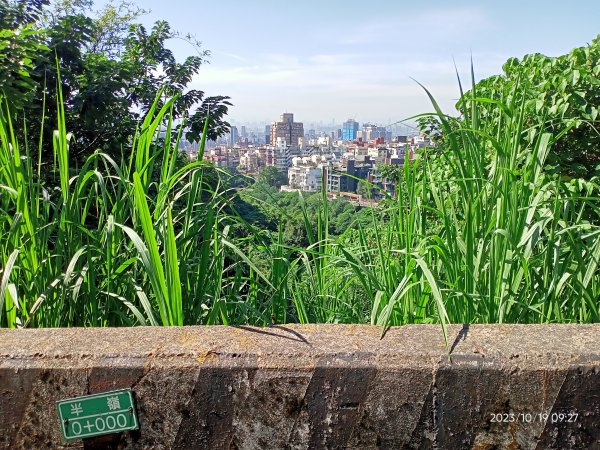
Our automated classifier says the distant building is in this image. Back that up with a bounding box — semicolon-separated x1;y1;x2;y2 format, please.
342;119;359;141
368;146;390;160
238;137;249;148
271;137;291;171
229;126;239;147
362;123;387;142
287;165;323;192
270;113;304;147
265;125;271;145
324;158;372;194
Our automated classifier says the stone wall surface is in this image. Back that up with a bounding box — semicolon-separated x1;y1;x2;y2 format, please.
0;324;599;449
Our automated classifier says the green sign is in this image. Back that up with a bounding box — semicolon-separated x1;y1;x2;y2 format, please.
56;389;139;440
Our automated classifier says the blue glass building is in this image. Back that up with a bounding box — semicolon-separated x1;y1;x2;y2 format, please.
342;119;359;141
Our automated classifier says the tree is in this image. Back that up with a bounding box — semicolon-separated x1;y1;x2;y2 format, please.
257;166;287;188
2;0;232;166
332;203;356;234
0;0;49;109
0;0;49;26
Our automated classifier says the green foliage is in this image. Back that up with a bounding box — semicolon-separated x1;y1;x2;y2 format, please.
2;0;232;167
256;166;287;188
238;183;366;248
450;37;600;178
0;1;49;109
0;25;47;109
86;0;146;56
0;0;49;27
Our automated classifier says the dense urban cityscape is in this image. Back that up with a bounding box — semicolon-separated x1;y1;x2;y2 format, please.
183;113;431;200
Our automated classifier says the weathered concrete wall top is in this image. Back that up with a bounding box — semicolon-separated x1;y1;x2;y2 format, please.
1;324;599;449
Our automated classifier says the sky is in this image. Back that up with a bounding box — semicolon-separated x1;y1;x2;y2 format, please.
95;0;599;128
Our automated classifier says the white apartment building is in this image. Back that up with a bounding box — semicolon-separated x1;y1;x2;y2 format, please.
287;165;323;192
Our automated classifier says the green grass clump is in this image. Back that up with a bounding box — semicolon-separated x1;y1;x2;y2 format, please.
0;85;274;327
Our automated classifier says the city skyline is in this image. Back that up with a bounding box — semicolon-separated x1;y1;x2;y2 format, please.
93;0;600;124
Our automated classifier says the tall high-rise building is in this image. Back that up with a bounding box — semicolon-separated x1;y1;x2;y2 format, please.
265;125;271;145
229;126;239;147
270;113;304;147
342;119;359;141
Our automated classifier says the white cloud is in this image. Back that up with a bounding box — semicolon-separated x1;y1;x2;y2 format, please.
195;50;507;92
213;51;250;63
334;7;490;46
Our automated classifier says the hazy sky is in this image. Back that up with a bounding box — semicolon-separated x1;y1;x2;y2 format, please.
95;0;599;127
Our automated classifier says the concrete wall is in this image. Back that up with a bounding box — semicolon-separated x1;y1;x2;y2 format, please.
1;324;599;449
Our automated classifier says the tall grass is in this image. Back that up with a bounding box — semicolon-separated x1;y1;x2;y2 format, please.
0;85;274;327
0;72;599;330
290;74;600;334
